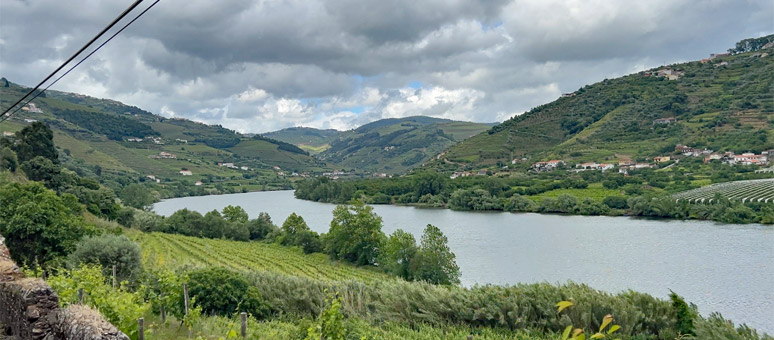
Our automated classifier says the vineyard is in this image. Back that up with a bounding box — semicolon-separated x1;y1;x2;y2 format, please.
673;178;774;203
129;231;390;283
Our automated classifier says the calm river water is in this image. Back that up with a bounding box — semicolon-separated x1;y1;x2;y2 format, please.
154;190;773;333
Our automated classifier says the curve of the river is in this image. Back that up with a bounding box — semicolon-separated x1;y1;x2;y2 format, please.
153;190;773;333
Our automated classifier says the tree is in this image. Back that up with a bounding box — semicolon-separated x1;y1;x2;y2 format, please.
670;291;696;336
0;147;17;171
201;210;228;239
602;196;628;209
0;181;90;268
222;205;248;223
325;200;386;265
413;224;460;285
187;267;266;316
247;212;278;240
20;156;61;183
163;208;204;236
12;122;58;164
120;183;155;210
68;234;142;283
381;229;418;280
281;212;311;246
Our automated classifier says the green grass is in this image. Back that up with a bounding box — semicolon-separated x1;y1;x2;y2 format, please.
129;230;390;283
530;182;621;201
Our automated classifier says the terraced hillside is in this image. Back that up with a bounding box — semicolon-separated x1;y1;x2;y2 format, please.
0;80;329;190
674;178;774;203
131;231;389;282
434;37;774;169
315;116;493;173
263;127;340;154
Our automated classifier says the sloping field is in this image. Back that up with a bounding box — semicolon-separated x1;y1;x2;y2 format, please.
673;178;774;203
130;231;389;283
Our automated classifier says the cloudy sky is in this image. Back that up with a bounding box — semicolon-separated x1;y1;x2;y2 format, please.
1;0;772;133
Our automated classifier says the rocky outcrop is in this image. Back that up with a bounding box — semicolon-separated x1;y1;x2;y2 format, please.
0;235;128;340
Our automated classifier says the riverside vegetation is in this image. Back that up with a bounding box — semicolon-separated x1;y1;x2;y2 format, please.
1;122;771;339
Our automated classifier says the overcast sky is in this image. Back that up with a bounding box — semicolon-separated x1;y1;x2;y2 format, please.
1;0;772;133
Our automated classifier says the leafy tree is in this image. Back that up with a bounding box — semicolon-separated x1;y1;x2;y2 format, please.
304;294;346;340
0;146;17;171
0;181;89;267
381;229;418;280
163;208;205;236
603;196;628;209
247;212;278;240
68;234;142;283
20;156;61;183
413;224;460;285
11;122;58;163
222;205;249;223
187;267;266;316
670;291;696;336
202;210;228;239
120;183;155;210
325;200;386;265
281;212;311;246
296;230;323;254
132;210;163;231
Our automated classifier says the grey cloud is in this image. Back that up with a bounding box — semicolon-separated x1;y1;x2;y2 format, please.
1;0;772;134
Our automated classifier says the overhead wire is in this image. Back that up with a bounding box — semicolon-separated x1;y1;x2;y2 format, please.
1;0;160;122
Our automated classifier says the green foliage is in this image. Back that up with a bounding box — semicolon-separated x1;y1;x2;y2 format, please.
68;234;143;283
669;291;696;336
602;196;628;209
281;212;312;246
412;224;460;285
120;183;155;210
325;200;387;265
187;267;267;317
0;181;89;267
21;155;60;182
10;121;58;163
0;146;17;171
47;265;150;339
305;293;346;340
247;212;279;240
381;229;418;280
54;108;157;141
222;205;249;223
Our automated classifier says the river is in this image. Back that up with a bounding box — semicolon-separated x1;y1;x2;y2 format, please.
153;190;773;333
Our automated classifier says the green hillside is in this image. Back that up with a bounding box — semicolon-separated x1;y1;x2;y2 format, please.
436;38;774;168
262;126;340;153
311;116;492;173
0;81;329;194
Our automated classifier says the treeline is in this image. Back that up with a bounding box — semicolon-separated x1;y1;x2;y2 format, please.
122;200;461;285
253;134;309;155
294;171;774;224
1;123;122;219
54;108;157;140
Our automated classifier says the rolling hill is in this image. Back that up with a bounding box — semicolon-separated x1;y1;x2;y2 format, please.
433;36;774;170
0;81;329;191
262;126;340;154
267;116;494;174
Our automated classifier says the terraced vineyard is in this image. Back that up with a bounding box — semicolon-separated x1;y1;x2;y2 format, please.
673;178;774;203
129;231;390;283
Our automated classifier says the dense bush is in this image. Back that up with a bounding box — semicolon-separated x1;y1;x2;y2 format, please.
0;181;90;267
187;267;267;317
68;234;143;283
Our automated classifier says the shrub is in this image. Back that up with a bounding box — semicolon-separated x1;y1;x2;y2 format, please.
187;267;267;317
603;196;629;209
68;234;143;283
0;146;17;171
0;181;89;268
247;212;279;240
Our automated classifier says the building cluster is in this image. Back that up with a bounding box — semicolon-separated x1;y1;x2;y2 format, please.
646;68;684;80
700;52;730;63
126;136;163;144
150;151;177;159
450;170;489;179
575;162;614;171
653;117;676;124
676;144;770;166
21;103;43;113
145;175;161;183
531;160;565;172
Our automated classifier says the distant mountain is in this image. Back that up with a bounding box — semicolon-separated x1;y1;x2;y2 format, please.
0;80;328;182
431;36;774;170
314;116;493;173
263;127;341;154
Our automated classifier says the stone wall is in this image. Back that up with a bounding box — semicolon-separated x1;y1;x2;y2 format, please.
0;236;128;340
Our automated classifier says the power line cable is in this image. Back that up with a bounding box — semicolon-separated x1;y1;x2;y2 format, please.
0;0;144;120
1;0;160;123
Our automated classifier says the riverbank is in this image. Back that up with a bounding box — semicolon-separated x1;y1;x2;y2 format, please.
153;190;774;332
